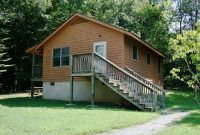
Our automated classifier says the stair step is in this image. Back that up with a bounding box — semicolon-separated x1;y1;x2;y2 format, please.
99;74;104;77
108;79;118;87
139;102;146;105
95;74;156;112
145;106;152;109
119;86;123;91
134;96;142;101
113;82;118;87
108;79;114;84
128;94;134;98
123;90;129;94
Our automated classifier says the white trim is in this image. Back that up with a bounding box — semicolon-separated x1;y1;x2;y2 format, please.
93;41;107;58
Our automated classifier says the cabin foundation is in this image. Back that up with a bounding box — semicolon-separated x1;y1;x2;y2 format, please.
42;81;122;102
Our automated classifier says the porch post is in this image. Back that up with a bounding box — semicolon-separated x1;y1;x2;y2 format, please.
31;52;35;98
91;52;95;106
68;54;74;105
152;91;157;112
91;75;95;106
162;92;165;108
69;76;74;104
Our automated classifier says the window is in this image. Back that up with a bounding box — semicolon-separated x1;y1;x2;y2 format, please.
52;47;70;67
133;45;138;60
147;53;151;65
158;59;161;73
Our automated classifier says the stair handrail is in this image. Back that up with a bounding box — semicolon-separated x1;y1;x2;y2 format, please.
124;66;166;108
124;66;166;93
94;52;158;111
93;52;158;93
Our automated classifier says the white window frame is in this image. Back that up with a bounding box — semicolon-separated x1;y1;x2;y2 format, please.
52;46;70;67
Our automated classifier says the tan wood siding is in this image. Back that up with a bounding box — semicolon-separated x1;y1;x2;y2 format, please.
123;35;164;86
70;18;89;26
43;21;124;82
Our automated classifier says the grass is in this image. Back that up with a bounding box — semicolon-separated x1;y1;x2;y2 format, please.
0;93;158;135
157;91;200;135
1;91;199;135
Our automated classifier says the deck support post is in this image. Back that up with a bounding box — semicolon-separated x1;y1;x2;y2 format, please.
91;75;95;106
91;52;95;106
31;52;35;98
162;92;165;108
152;91;157;112
69;76;74;104
67;55;75;105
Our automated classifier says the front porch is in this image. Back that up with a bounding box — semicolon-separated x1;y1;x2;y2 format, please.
30;52;43;97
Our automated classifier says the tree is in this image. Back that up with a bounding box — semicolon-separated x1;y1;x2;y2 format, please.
170;22;200;105
0;0;48;93
0;40;12;74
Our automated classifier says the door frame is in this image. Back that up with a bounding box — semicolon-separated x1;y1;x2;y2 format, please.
93;41;107;58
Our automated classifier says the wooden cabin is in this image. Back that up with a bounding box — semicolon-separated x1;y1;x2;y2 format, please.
26;13;168;111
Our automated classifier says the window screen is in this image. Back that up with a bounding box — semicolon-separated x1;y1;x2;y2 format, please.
158;59;161;73
133;45;138;60
52;47;70;67
147;53;150;65
61;47;70;66
53;48;61;67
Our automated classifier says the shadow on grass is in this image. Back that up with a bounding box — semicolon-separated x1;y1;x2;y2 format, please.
165;91;200;110
0;95;139;111
176;112;200;126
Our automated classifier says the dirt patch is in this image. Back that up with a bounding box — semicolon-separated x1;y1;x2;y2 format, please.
0;93;29;99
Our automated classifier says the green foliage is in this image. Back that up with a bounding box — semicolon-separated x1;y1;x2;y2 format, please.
0;0;198;92
0;40;11;74
169;22;200;104
0;7;12;74
0;0;47;93
0;0;173;93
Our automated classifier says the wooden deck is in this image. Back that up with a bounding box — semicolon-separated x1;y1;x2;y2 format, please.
69;52;166;112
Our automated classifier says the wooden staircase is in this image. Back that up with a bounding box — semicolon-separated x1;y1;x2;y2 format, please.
95;74;153;111
70;52;166;112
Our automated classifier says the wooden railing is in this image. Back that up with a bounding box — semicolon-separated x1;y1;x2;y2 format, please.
72;53;92;73
71;52;159;111
94;53;157;110
33;65;42;78
124;66;166;108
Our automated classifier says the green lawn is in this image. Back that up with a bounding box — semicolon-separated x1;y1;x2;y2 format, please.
0;94;158;135
1;91;199;135
157;91;200;135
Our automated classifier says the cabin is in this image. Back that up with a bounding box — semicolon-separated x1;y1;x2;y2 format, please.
26;13;167;111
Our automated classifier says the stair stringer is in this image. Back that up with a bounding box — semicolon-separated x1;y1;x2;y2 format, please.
95;74;152;111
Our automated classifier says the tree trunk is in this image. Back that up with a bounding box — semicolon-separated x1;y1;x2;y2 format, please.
16;59;22;92
178;0;183;34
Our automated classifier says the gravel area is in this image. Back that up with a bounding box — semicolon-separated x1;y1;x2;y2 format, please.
98;110;190;135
